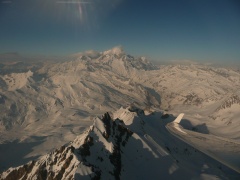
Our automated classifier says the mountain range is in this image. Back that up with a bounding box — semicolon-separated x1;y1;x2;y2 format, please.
0;47;239;179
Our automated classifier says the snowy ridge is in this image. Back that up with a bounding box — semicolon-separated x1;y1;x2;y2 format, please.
0;110;134;180
1;107;239;179
215;94;240;112
209;94;240;138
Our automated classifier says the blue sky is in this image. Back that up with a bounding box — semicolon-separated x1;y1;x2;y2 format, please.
0;0;240;63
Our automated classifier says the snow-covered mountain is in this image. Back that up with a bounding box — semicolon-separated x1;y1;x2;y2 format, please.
0;47;159;131
0;47;240;176
135;64;240;109
1;107;239;179
133;64;240;140
0;47;160;172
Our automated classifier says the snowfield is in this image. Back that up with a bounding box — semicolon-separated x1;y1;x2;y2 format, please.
0;47;240;179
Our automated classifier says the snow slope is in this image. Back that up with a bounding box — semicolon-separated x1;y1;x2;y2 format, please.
1;107;239;179
167;114;240;173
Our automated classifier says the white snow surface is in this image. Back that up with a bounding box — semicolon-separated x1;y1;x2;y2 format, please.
0;47;240;179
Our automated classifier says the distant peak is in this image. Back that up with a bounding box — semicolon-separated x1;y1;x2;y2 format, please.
102;46;125;56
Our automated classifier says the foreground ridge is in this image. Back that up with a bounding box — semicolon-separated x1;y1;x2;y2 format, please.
1;107;239;179
0;111;134;180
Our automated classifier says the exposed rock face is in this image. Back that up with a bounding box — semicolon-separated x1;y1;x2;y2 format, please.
183;93;203;106
215;95;240;112
2;145;76;180
209;94;240;127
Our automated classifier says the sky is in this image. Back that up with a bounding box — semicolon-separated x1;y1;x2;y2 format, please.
0;0;240;63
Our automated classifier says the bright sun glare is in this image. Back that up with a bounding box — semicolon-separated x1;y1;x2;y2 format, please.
56;0;93;24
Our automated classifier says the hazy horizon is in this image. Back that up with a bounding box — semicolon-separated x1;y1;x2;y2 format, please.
0;0;240;63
